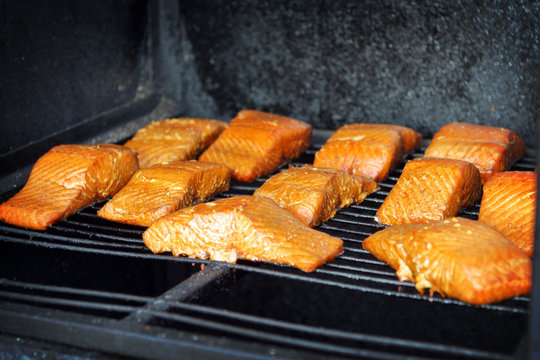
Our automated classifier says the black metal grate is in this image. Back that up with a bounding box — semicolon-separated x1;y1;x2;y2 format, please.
0;139;537;359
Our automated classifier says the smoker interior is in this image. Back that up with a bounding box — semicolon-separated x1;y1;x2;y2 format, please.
1;1;539;359
0;142;537;359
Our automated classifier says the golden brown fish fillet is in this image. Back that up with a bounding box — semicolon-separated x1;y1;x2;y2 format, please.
478;171;537;256
97;161;232;227
199;110;312;182
424;122;526;182
143;196;343;272
313;123;422;182
375;157;482;225
230;110;313;160
339;123;423;153
254;165;379;226
125;118;227;168
363;217;531;305
0;144;138;230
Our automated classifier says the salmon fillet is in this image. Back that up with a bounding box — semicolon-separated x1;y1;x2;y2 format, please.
478;171;537;256
254;165;379;227
338;123;423;153
375;157;482;225
199;110;312;182
313;123;422;182
143;196;343;272
363;217;531;304
125;118;227;168
98;161;232;227
424;122;526;182
230;110;313;160
0;144;139;230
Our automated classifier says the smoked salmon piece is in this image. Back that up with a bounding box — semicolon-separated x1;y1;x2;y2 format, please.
478;171;537;256
342;123;423;153
143;196;343;272
254;165;379;227
199;110;312;182
97;161;232;227
0;144;138;230
313;123;422;182
125;118;227;168
376;157;482;225
363;217;531;305
424;122;526;182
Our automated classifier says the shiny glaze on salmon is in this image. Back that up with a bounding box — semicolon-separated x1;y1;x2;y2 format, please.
125;118;227;168
478;171;537;256
338;123;423;153
230;110;313;160
254;165;379;227
143;196;343;272
363;217;531;305
424;122;526;182
376;157;482;225
199;110;312;182
0;144;138;230
98;161;232;227
313;123;422;182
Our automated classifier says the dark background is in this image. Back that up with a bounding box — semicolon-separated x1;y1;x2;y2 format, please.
1;0;538;150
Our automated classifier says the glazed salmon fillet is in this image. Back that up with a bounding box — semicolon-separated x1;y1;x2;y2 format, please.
424;122;526;182
313;123;422;182
0;144;138;230
376;157;482;225
363;217;531;304
229;110;313;160
143;196;343;272
125;118;227;168
340;123;423;153
478;171;537;256
97;161;232;227
199;110;312;182
254;165;379;227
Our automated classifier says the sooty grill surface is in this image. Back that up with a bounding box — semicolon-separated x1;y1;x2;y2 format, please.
0;141;537;360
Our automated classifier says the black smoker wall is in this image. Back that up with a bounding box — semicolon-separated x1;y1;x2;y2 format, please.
173;0;538;146
0;0;149;155
1;0;538;155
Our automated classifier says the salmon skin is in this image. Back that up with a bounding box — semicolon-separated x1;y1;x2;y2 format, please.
143;196;343;272
254;165;379;227
125;118;227;168
313;123;422;182
375;157;482;225
424;122;526;182
98;161;232;227
478;171;537;256
0;144;138;230
363;217;531;305
199;110;312;182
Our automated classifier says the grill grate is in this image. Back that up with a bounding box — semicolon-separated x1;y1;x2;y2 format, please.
0;139;537;359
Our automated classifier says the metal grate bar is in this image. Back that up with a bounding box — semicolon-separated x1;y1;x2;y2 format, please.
144;301;508;360
206;261;529;313
0;279;152;304
139;308;442;360
0;291;138;315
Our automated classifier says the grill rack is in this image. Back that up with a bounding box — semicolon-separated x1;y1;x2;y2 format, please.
0;141;537;359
